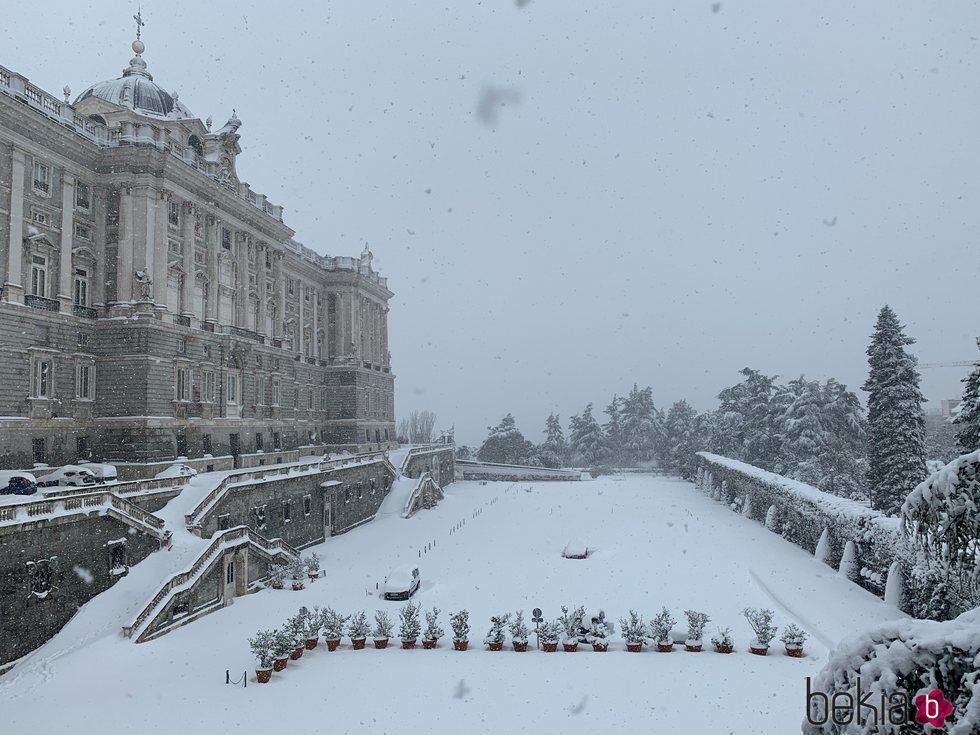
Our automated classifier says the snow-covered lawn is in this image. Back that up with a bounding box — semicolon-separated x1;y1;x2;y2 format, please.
0;475;905;734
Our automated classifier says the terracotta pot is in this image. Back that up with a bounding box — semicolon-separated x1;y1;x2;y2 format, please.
271;581;284;590
422;639;437;649
563;642;579;653
750;646;769;656
592;642;608;652
325;638;341;652
487;641;503;651
374;639;389;650
453;640;469;651
256;667;272;684
657;643;674;652
785;647;803;658
513;641;528;652
542;642;558;652
305;637;319;650
290;646;304;660
291;582;305;591
308;574;319;582
351;638;366;650
715;644;733;654
401;640;417;650
626;642;643;653
685;644;703;653
273;657;288;672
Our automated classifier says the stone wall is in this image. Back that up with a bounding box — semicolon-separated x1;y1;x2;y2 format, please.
455;460;580;482
402;446;456;485
0;512;161;665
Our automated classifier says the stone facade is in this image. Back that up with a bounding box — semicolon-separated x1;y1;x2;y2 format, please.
0;42;396;469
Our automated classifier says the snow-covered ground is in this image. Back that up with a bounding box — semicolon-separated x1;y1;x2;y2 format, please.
0;474;905;734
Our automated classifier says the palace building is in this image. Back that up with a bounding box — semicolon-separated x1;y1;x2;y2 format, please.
0;30;396;469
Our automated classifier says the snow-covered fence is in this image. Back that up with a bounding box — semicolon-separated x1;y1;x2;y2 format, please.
455;460;580;482
695;453;907;604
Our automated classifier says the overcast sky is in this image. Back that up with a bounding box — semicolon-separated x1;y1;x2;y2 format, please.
4;1;979;445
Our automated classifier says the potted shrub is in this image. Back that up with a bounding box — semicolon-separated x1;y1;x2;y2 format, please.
539;621;560;652
301;605;321;649
399;602;422;649
711;627;734;654
422;606;444;649
249;629;276;683
347;610;371;650
285;611;306;659
321;607;349;651
587;610;614;652
289;558;305;591
780;623;808;658
450;609;470;651
268;564;287;590
558;605;585;652
684;610;710;652
742;607;777;656
304;552;321;582
483;614;510;651
272;628;293;671
373;609;394;649
651;607;676;652
509;611;530;652
619;610;648;652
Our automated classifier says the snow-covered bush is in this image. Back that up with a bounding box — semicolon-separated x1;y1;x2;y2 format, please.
284;610;307;645
398;602;422;642
838;540;860;582
538;620;561;644
320;607;349;640
303;552;321;577
802;608;980;734
423;606;444;642
508;610;529;644
300;605;321;639
619;610;648;645
372;609;394;640
449;609;470;643
711;627;734;649
272;628;294;660
557;605;585;645
650;607;676;644
347;611;371;641
780;623;808;649
268;563;287;588
742;607;777;648
684;610;710;644
588;610;615;645
248;629;276;669
288;557;305;580
483;614;511;645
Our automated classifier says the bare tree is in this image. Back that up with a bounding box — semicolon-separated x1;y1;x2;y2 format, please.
403;410;437;444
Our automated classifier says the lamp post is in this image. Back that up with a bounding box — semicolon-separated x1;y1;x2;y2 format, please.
531;607;543;650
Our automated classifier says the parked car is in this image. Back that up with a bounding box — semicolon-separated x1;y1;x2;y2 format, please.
78;462;117;484
562;540;589;559
0;471;38;496
38;465;97;487
383;564;421;601
154;464;198;479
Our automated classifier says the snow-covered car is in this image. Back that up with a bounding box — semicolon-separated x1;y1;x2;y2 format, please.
383;564;421;600
78;462;117;483
562;540;589;559
38;465;97;487
0;471;38;496
154;463;198;479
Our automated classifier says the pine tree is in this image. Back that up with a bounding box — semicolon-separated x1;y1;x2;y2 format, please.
663;400;700;478
478;414;535;464
953;339;980;452
862;306;927;515
620;384;663;466
603;395;624;466
569;403;606;466
539;413;567;468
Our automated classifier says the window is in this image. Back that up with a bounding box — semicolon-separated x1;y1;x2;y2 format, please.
32;437;46;464
370;478;377;495
255;432;263;451
31;210;48;225
282;499;291;523
203;344;211;359
76;364;94;400
33;160;50;194
303;495;312;516
307;387;314;410
217;514;230;531
320;388;327;411
202;434;213;455
202;371;216;402
168;239;182;255
357;482;363;499
365;429;370;444
28;559;53;596
168;201;180;227
176;338;186;354
76;436;89;458
75;181;91;210
271;378;281;406
73;223;91;240
221;227;232;249
265;249;272;268
344;487;351;504
273;432;281;450
293;387;299;408
287;278;294;296
32;359;52;397
304;286;312;303
108;542;127;573
73;268;89;306
226;561;235;584
175;366;190;401
31;254;47;297
227;374;238;404
254;505;267;531
256;376;266;405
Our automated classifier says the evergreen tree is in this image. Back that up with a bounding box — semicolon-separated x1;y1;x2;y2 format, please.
539;413;567;468
776;376;825;482
620;384;663;466
478;414;535;464
862;306;927;515
953;339;980;452
819;379;868;499
569;403;606;466
662;400;700;478
603;395;625;467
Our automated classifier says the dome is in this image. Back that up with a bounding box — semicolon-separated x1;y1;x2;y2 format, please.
75;48;194;120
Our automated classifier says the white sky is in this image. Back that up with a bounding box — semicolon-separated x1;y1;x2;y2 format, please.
4;1;978;445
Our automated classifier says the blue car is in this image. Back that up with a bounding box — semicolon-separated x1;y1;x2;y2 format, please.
0;471;38;496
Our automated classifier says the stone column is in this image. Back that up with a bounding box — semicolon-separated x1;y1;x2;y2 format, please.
152;191;168;308
180;202;195;316
297;279;305;354
57;172;76;312
339;292;352;356
312;288;319;357
5;148;26;304
117;186;134;303
273;251;284;338
235;233;248;327
257;244;268;336
381;306;390;366
206;216;219;322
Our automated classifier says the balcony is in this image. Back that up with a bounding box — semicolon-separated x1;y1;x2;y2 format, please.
73;304;98;319
26;295;60;312
173;314;191;327
220;325;265;344
200;321;215;333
